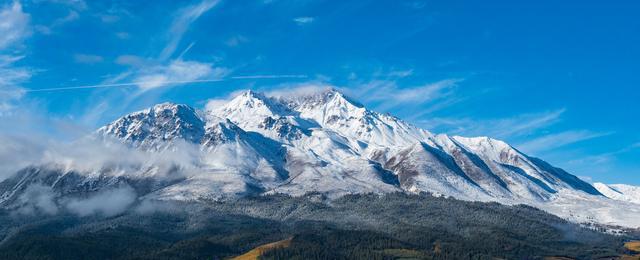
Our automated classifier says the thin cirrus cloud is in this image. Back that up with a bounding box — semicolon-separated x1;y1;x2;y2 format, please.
35;10;79;35
107;0;222;93
159;0;220;61
516;130;613;155
0;1;31;114
386;69;414;78
23;74;308;93
420;109;566;140
133;60;229;90
352;78;461;112
293;16;315;25
0;1;31;49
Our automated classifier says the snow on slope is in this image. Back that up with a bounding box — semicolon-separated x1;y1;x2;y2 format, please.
96;103;205;150
593;183;640;205
284;89;435;155
2;88;639;228
535;188;640;228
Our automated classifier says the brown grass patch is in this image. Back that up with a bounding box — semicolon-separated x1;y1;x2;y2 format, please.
626;241;640;252
621;241;640;260
231;238;292;260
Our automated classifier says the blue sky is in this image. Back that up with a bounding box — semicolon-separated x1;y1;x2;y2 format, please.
0;0;638;185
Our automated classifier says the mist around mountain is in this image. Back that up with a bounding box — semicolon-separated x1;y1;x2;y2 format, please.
1;88;639;259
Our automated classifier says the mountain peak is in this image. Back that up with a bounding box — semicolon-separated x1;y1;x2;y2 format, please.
225;90;268;107
97;102;204;148
149;102;199;117
218;90;292;119
152;101;182;109
239;89;267;100
280;87;364;110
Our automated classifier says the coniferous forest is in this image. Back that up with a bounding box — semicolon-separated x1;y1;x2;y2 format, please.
0;193;636;259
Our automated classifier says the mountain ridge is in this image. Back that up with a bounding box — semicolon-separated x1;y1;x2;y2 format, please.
2;88;639;227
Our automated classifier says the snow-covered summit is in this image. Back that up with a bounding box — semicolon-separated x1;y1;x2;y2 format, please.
5;88;640;228
97;102;205;149
91;89;606;202
94;89;601;201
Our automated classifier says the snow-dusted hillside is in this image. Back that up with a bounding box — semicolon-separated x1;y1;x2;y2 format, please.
594;182;640;205
2;88;639;228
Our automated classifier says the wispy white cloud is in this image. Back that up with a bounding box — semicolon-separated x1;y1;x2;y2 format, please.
516;130;612;155
0;1;30;49
73;53;103;64
160;0;220;60
102;0;222;94
383;79;458;104
0;55;31;92
351;78;461;112
133;60;229;91
35;10;80;35
204;98;229;111
95;4;132;24
386;69;413;78
421;109;566;139
24;74;308;92
231;74;307;80
293;16;314;25
0;1;32;114
176;41;196;59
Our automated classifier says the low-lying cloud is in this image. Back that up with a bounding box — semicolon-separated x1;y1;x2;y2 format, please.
15;184;58;215
0;134;204;182
65;186;137;217
14;183;139;217
1;133;207;217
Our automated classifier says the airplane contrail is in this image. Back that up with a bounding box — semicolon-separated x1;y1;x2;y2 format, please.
23;74;308;93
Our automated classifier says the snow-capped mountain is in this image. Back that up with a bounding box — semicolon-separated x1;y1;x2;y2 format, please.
2;88;639;227
594;183;640;205
97;103;205;150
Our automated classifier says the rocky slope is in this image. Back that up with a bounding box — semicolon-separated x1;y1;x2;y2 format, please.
1;88;638;227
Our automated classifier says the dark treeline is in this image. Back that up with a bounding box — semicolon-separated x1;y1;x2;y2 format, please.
0;192;633;259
